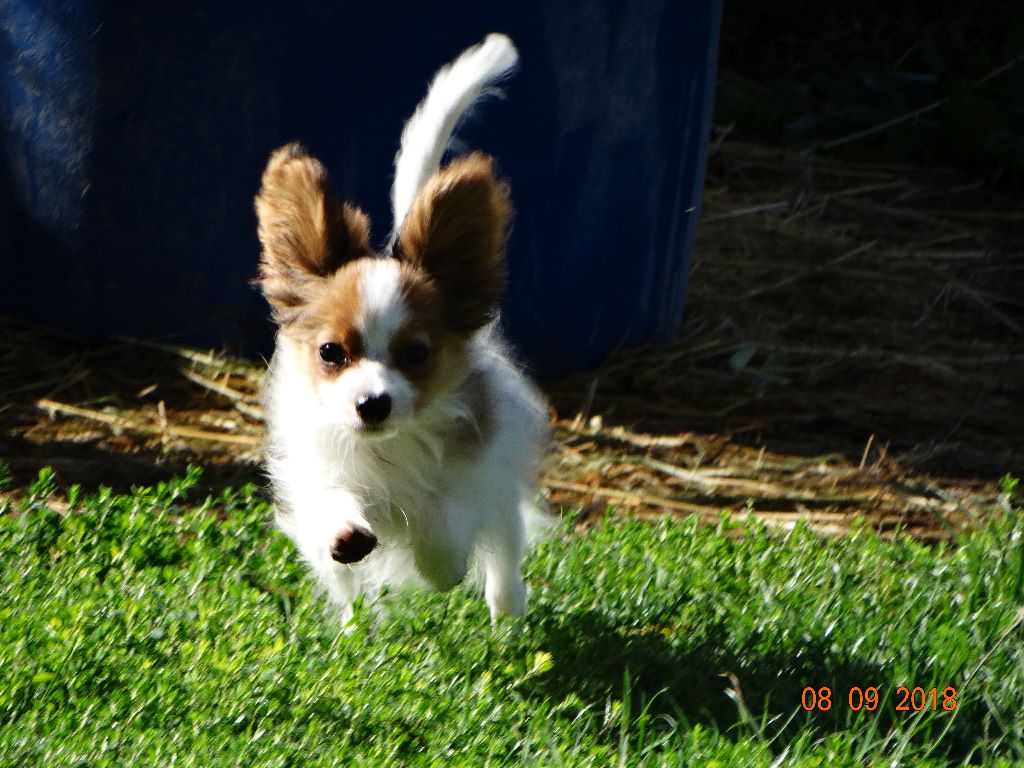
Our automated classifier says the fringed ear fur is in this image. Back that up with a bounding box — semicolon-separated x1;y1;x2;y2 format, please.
396;152;512;333
254;143;373;324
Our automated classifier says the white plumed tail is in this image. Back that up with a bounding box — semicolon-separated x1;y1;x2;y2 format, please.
389;33;518;243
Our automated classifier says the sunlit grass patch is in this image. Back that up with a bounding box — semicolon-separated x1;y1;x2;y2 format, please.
1;466;1021;766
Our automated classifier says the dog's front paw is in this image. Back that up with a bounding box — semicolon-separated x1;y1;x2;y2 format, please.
331;527;378;564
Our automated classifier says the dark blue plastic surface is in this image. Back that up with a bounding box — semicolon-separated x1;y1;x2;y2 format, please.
1;1;721;377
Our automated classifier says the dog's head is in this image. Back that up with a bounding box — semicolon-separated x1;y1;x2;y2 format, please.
254;143;511;439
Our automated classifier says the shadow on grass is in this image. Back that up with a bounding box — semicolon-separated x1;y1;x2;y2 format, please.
523;606;973;759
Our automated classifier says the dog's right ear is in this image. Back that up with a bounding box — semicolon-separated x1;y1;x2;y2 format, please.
254;143;373;324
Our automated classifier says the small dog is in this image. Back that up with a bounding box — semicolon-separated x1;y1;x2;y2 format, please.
255;34;548;624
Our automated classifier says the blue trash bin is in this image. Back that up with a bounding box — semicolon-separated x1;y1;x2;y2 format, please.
1;1;721;378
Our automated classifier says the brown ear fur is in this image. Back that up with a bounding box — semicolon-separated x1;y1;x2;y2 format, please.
254;143;372;323
396;153;512;333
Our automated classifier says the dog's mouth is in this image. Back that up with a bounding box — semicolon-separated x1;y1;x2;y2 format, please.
353;422;399;441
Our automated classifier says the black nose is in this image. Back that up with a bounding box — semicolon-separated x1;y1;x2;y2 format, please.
356;392;392;425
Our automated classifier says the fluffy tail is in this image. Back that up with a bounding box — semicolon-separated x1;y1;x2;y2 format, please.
389;33;518;244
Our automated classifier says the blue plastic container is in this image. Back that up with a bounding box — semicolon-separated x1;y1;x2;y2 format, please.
1;1;721;377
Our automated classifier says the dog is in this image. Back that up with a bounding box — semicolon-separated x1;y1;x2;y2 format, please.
254;34;549;625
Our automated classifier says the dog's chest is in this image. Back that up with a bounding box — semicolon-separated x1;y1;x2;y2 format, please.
352;442;450;524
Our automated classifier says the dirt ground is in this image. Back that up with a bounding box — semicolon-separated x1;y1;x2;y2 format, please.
2;137;1019;542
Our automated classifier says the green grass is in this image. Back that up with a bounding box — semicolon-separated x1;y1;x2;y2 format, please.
1;465;1023;767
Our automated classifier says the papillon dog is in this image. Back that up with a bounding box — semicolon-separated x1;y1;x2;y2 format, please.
254;34;549;624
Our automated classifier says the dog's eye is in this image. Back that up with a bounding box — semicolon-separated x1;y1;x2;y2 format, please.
318;342;349;366
401;341;431;367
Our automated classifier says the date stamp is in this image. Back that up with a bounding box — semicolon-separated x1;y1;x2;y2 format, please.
801;686;958;712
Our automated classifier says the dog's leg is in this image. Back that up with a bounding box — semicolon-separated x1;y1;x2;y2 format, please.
410;499;476;592
276;484;376;622
479;496;528;620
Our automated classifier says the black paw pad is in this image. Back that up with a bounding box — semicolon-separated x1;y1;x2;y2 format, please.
331;527;378;564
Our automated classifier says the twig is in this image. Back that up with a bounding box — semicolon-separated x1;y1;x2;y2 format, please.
36;398;262;447
914;208;1024;222
741;240;877;300
112;335;223;366
555;422;698;450
807;55;1024;155
234;401;267;421
828;180;910;199
951;280;1024;337
570;377;599;430
181;368;261;404
544;477;857;519
547;477;865;535
703;201;790;223
859;434;875;470
640;457;869;504
544;476;724;517
112;335;262;378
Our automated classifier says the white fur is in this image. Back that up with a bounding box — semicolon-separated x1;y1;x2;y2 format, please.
357;258;406;358
389;33;519;242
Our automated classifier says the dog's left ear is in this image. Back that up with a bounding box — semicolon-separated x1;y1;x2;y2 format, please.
395;152;512;333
